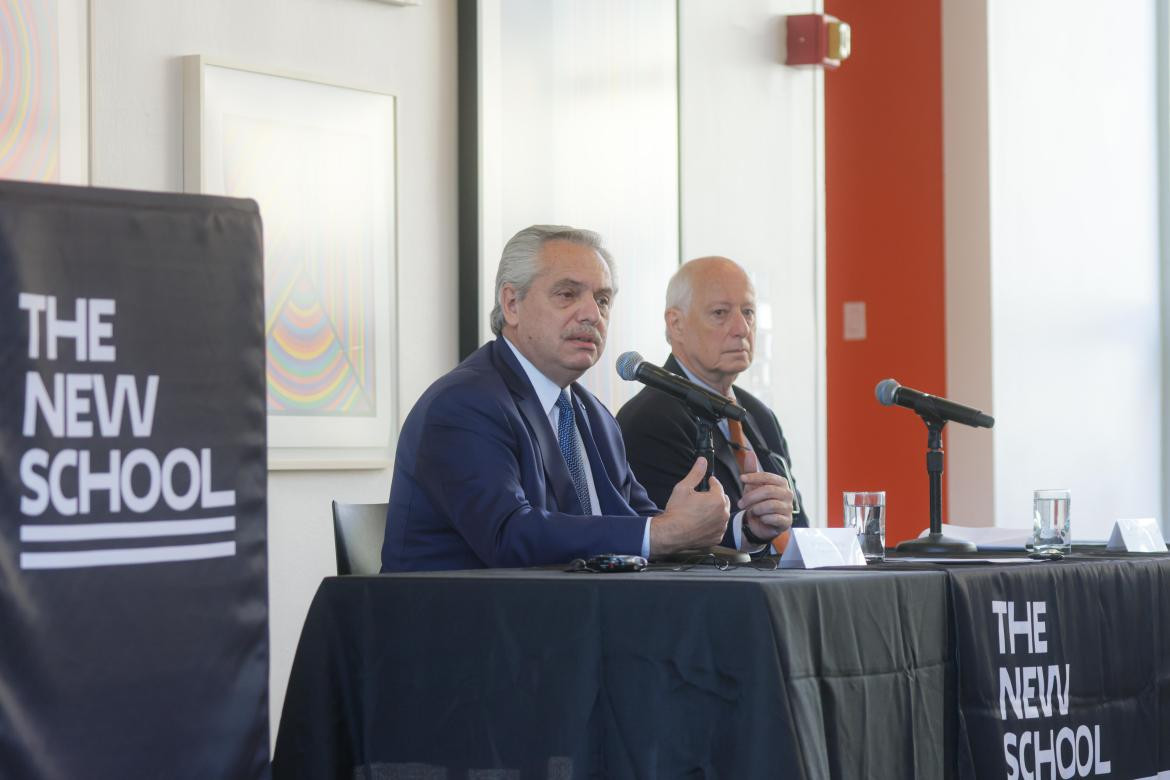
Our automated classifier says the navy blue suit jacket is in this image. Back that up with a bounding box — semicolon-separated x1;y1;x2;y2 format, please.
381;338;659;571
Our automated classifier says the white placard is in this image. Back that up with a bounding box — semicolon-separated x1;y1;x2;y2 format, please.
1106;518;1168;553
779;528;868;569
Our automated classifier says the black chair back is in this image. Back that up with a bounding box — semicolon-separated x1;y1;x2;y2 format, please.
331;500;388;576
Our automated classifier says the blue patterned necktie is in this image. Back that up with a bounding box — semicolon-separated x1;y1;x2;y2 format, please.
556;390;593;515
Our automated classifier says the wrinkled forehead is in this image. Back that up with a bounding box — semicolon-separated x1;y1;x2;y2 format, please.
537;239;614;287
693;265;755;303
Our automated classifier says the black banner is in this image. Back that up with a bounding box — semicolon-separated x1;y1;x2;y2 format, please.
950;558;1170;779
0;181;269;778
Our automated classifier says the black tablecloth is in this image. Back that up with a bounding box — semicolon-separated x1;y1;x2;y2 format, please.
274;553;1170;779
942;554;1170;779
272;567;953;779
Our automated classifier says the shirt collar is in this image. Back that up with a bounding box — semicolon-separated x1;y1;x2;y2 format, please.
503;337;566;417
673;354;734;400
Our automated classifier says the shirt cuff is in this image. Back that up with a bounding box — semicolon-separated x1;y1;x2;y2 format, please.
641;518;652;558
733;510;769;553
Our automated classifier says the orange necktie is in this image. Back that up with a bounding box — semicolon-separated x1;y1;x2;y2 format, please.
726;417;751;473
728;418;790;554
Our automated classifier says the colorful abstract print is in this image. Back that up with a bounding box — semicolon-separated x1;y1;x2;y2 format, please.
0;0;59;182
266;255;375;417
223;113;377;417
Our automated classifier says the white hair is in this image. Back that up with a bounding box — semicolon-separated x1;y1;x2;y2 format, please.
489;225;617;336
664;266;696;315
663;261;701;343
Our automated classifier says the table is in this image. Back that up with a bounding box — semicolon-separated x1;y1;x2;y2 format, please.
272;552;1170;779
273;566;952;778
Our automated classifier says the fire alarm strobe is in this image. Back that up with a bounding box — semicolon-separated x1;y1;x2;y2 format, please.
786;13;851;69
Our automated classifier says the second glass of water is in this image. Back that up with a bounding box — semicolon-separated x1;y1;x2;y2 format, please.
844;491;886;562
1033;489;1071;554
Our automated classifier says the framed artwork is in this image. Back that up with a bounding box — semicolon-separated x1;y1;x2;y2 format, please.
0;0;89;184
184;57;397;469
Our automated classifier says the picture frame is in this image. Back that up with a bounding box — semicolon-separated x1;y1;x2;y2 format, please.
183;57;398;470
0;0;89;184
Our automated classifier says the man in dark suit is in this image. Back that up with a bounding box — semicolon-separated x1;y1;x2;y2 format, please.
617;257;808;554
381;226;732;572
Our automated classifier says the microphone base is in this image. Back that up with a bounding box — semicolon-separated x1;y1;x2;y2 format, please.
895;533;978;555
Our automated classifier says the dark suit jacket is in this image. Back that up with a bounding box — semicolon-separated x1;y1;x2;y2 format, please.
381;338;659;572
616;354;809;547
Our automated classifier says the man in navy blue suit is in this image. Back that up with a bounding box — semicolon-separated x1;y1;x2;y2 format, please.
381;225;732;571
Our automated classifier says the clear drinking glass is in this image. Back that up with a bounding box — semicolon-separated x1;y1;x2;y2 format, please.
1033;489;1071;554
844;491;886;562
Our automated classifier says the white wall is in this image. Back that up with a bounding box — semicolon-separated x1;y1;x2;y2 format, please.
89;0;458;747
988;0;1161;535
477;0;680;410
942;0;994;526
945;0;1162;536
679;0;827;525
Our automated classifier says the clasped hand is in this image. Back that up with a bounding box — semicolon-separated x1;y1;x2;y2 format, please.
738;450;794;543
648;457;730;555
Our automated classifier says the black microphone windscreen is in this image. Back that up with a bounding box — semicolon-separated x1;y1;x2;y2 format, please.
875;378;900;406
616;351;644;381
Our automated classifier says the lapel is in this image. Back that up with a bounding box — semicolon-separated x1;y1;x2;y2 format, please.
491;338;580;514
571;385;633;515
712;431;742;492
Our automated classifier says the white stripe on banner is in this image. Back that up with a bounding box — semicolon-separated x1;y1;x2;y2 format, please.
20;541;237;570
20;516;236;542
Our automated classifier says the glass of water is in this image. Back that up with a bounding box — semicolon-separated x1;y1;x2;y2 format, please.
844;491;886;562
1033;489;1071;554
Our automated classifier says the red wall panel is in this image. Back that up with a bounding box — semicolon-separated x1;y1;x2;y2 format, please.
824;0;946;543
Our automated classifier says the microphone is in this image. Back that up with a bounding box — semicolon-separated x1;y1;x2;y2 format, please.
616;351;746;421
875;378;994;428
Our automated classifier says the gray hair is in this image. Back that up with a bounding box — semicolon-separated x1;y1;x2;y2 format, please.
663;260;702;343
489;224;617;336
664;265;696;316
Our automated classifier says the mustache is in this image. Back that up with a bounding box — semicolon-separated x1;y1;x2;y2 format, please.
564;327;602;344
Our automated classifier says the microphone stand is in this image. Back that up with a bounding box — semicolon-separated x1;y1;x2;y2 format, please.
692;416;716;491
675;408;749;565
678;388;727;492
631;363;752;565
895;414;977;554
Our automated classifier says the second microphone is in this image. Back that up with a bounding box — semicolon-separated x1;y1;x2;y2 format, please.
616;351;746;421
